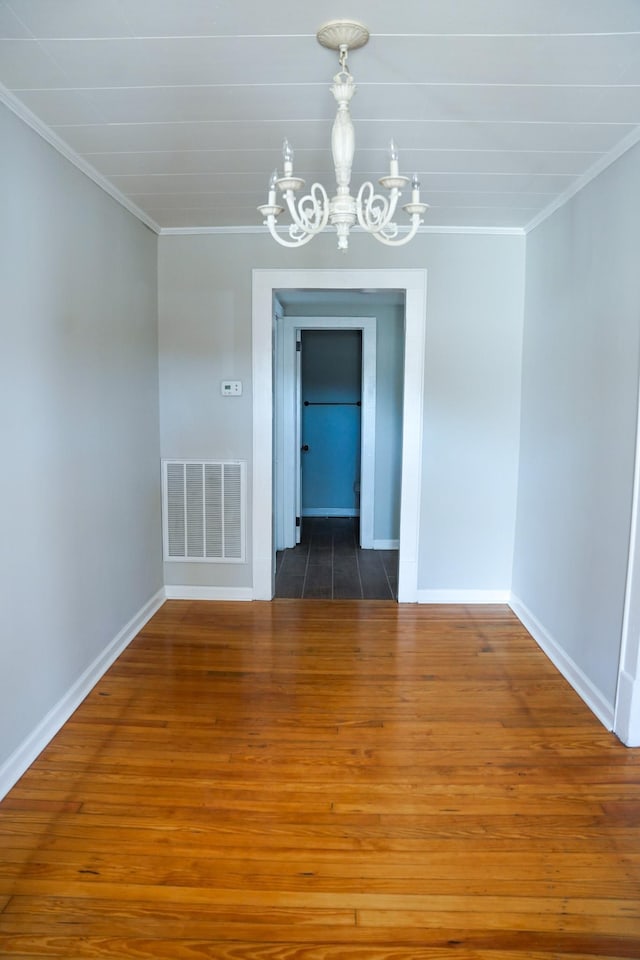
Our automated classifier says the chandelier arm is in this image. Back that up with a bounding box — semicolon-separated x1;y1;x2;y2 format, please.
369;214;424;247
356;182;401;234
284;183;330;236
263;215;318;248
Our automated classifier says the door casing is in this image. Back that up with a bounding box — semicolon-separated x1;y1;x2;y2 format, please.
252;268;427;602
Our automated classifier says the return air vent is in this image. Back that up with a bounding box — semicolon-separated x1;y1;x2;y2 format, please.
162;460;246;563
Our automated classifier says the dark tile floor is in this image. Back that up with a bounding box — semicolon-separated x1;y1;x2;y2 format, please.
275;517;398;600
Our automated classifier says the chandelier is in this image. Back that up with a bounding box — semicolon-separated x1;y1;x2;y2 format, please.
257;20;429;251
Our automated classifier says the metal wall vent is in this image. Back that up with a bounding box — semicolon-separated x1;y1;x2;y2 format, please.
162;460;246;563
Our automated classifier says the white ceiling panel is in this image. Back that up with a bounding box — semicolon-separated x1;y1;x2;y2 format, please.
15;88;105;124
84;147;598;179
2;0;133;39
0;38;70;87
353;85;640;125
418;172;575;193
32;37;328;87
362;35;640;86
1;0;639;231
76;85;333;125
126;0;640;38
122;170;574;199
0;2;31;38
52;120;334;154
53;119;636;158
405;151;596;176
87;149;330;177
27;82;640;128
425;192;557;209
3;34;638;88
8;0;640;39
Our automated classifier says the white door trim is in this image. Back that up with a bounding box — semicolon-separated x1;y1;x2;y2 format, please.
614;372;640;746
276;316;377;550
252;268;427;602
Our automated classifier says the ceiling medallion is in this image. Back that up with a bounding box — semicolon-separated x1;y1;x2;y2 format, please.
257;20;429;251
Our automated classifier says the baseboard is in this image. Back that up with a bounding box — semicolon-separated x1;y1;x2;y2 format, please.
164;585;253;601
417;589;511;604
373;539;399;550
302;508;359;518
0;587;166;801
509;594;615;731
614;669;640;747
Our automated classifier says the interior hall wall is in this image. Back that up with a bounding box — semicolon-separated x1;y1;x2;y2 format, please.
512;140;640;723
0;104;162;792
158;231;525;595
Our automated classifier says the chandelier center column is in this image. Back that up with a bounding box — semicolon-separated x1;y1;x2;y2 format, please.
329;57;357;250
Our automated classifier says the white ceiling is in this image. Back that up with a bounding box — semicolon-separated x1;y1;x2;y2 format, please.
1;0;639;234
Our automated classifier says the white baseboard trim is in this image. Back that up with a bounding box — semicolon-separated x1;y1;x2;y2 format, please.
417;589;511;604
510;594;615;731
165;585;253;601
302;508;359;518
0;587;166;801
374;539;399;550
614;669;640;747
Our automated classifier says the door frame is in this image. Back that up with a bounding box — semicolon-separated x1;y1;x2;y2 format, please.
615;376;640;745
252;268;427;602
275;316;377;550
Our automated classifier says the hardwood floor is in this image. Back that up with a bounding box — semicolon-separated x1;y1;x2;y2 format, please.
1;599;639;959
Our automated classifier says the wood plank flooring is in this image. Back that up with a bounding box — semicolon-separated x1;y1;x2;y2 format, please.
275;518;398;599
1;599;640;959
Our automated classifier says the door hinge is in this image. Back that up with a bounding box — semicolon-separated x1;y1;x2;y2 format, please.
296;340;301;352
296;516;301;527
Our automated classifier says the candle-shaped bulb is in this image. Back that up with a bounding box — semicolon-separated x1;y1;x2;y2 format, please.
389;139;399;177
268;169;278;203
411;174;420;203
282;138;294;175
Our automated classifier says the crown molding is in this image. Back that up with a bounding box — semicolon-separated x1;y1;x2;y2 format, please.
0;83;162;235
159;224;525;237
524;123;640;234
419;225;525;236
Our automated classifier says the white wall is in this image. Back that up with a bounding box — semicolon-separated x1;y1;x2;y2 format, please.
158;231;525;596
418;236;525;596
512;141;640;724
0;104;163;789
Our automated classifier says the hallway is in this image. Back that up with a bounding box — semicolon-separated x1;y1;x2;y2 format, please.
275;517;398;600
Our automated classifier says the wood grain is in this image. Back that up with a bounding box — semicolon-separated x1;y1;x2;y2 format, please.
1;599;639;958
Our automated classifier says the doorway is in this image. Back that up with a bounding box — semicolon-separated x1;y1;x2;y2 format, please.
252;268;428;602
274;321;398;599
274;315;377;552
